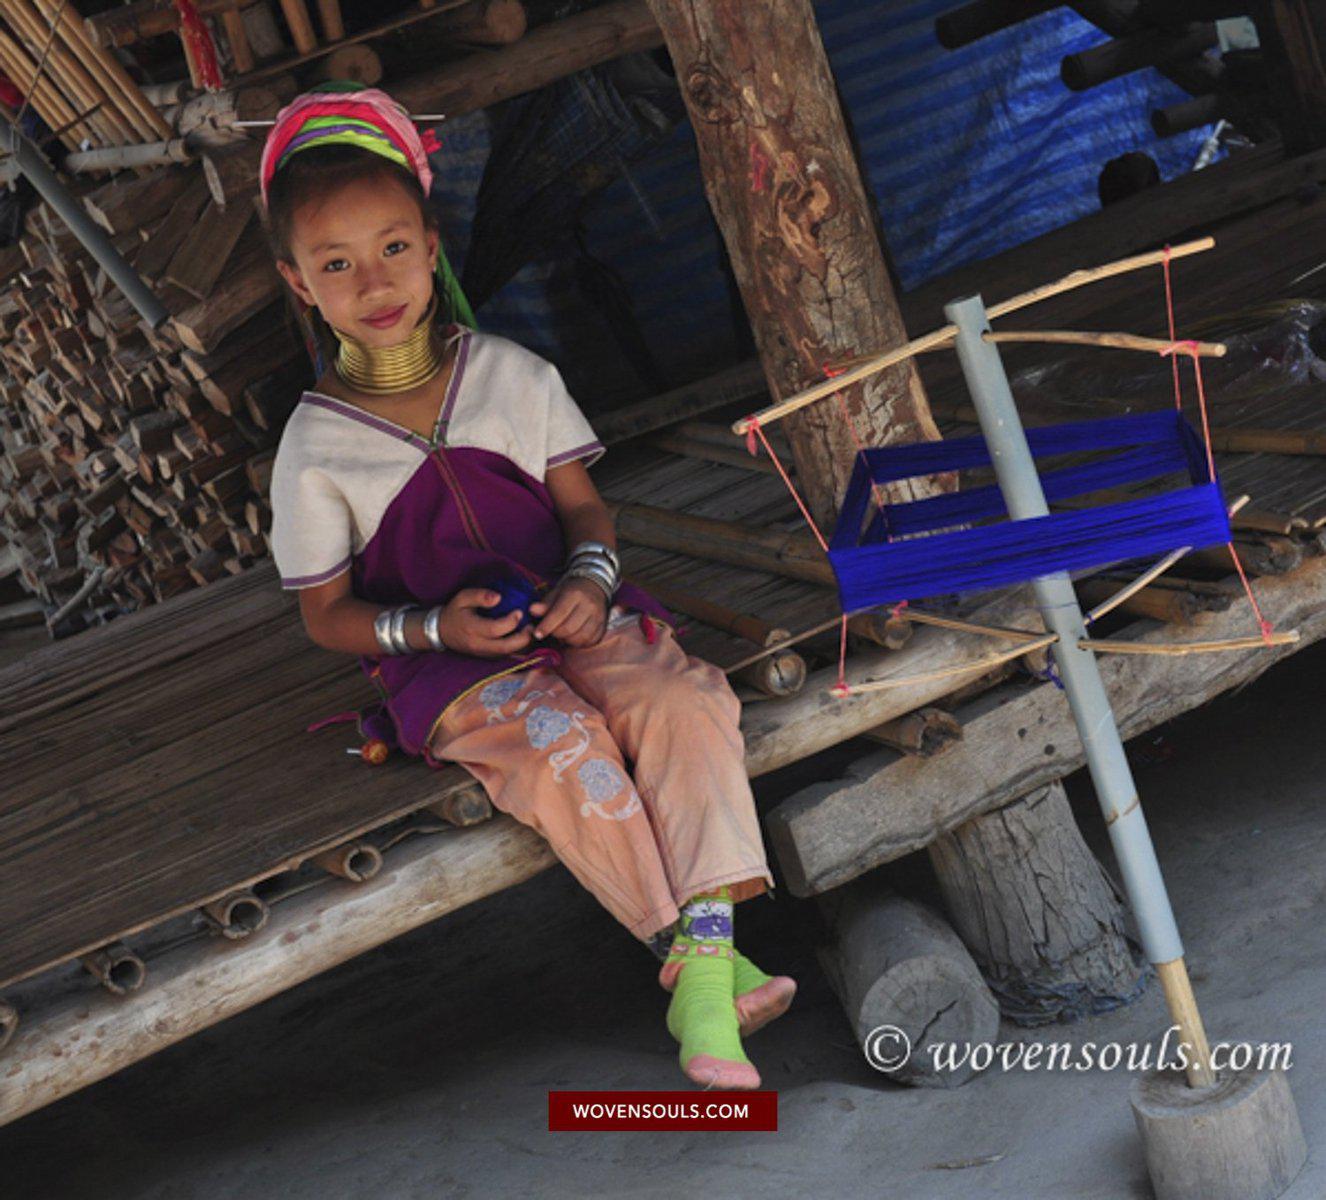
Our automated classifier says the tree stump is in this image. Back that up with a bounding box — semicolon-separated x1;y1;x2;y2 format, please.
819;880;999;1088
927;779;1146;1025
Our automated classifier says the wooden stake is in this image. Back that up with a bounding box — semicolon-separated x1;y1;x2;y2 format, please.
220;9;256;72
1154;957;1215;1088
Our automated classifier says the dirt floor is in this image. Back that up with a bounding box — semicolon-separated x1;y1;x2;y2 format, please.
2;630;1323;1200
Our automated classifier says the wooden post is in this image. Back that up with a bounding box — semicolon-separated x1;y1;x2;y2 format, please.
1256;0;1326;152
928;780;1146;1025
644;0;943;529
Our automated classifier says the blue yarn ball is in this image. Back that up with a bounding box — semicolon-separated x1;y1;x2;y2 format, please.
481;577;539;629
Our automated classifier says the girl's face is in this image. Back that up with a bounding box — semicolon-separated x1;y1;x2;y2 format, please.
275;173;441;348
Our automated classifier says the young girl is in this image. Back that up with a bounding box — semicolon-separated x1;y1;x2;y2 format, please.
262;85;794;1090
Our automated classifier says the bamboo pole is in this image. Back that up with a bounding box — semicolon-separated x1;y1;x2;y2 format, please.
278;0;320;54
843;633;1060;695
220;9;256;72
32;0;173;141
78;942;146;994
199;888;270;938
315;0;345;41
732;237;1216;435
984;329;1226;357
309;840;382;882
631;575;792;647
1079;631;1300;655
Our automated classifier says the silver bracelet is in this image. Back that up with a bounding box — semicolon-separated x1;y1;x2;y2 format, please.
373;609;397;656
566;562;617;601
569;540;619;575
423;605;447;651
389;605;416;655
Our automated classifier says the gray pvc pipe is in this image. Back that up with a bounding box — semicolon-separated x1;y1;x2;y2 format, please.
944;293;1183;965
3;123;169;329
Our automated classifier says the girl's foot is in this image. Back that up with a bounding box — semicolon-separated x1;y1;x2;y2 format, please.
665;950;760;1091
659;951;797;1038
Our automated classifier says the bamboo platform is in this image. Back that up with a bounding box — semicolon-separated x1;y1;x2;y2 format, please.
3;181;1326;1122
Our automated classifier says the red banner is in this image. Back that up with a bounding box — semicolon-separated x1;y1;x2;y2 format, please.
549;1090;777;1132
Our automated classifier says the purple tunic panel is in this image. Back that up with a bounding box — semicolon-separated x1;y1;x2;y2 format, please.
350;444;666;756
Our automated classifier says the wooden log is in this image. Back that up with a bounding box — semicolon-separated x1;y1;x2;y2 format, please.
1061;23;1218;92
928;780;1145;1025
819;881;1000;1088
935;0;1060;49
761;556;1326;895
654;430;779;475
82;169;194;236
1077;577;1201;624
1185;537;1303;577
170;242;284;354
1131;1066;1307;1200
308;43;383;86
391;0;664;120
429;0;528;45
61;140;196;174
164;198;255;300
1067;0;1224;96
201;144;263;210
732;648;807;698
0;817;555;1126
646;0;942;528
862;706;962;758
133;175;213;282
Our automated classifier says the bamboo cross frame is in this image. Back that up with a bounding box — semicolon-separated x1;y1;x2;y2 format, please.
731;236;1217;436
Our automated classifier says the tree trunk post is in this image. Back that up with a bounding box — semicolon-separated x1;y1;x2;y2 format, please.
928;780;1147;1025
644;0;942;526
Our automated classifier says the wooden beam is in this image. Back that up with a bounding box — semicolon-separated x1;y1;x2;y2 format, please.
762;555;1326;895
645;0;943;529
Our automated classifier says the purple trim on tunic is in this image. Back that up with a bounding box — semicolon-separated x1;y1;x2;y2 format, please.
548;440;604;468
348;444;668;756
437;330;472;430
302;393;430;450
283;556;353;589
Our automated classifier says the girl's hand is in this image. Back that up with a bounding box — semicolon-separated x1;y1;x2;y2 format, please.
439;588;534;657
530;579;609;647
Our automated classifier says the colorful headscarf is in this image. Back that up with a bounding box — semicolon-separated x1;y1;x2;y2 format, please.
261;82;474;328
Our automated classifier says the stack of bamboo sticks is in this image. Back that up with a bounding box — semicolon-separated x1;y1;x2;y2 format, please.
0;1;169;153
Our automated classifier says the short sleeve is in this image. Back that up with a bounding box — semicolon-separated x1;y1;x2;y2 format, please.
544;361;604;473
269;433;354;591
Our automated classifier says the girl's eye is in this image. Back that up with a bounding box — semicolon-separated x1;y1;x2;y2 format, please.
384;240;408;256
322;258;349;273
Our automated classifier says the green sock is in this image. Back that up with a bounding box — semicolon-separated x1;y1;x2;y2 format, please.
732;950;773;998
664;889;749;1069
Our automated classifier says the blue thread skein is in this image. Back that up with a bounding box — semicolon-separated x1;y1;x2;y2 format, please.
480;577;538;629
